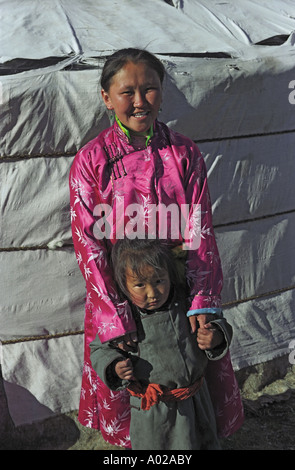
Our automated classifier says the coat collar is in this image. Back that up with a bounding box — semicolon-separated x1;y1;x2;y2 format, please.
113;115;155;147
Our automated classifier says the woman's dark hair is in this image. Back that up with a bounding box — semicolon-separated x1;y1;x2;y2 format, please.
101;48;165;92
111;238;179;299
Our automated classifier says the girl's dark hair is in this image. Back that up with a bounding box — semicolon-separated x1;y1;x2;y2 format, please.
111;238;179;299
101;48;165;92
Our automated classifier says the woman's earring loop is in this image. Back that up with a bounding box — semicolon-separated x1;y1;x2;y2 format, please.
107;109;115;125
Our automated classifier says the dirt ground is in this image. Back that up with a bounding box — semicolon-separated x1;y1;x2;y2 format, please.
1;359;294;451
222;391;295;450
1;392;295;451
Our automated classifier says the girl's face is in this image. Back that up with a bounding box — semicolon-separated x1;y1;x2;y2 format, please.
125;264;170;311
101;61;163;135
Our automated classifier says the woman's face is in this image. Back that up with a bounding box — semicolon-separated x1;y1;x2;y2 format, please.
101;61;163;135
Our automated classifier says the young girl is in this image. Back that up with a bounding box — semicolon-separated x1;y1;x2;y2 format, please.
90;238;233;450
69;48;243;447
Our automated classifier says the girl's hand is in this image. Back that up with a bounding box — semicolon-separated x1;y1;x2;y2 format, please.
115;358;135;381
197;323;223;350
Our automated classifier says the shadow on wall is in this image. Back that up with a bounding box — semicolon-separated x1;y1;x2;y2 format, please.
0;367;80;450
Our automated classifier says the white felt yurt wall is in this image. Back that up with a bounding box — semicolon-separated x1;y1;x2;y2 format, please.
1;0;295;426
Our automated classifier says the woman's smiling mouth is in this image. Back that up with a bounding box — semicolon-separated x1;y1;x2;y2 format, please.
132;111;149;118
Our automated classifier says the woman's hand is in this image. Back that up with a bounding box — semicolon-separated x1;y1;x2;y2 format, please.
115;332;138;352
188;313;215;333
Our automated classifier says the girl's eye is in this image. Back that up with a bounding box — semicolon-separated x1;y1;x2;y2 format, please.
135;283;144;288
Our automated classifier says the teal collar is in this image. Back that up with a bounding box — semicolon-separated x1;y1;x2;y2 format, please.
115;115;153;147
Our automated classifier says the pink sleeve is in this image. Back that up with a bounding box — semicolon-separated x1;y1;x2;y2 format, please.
184;144;223;313
69;148;136;343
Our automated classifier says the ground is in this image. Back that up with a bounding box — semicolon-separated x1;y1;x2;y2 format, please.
222;390;295;450
1;392;295;450
1;359;294;450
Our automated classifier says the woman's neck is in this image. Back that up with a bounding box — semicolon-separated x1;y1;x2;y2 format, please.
130;133;147;150
115;115;153;147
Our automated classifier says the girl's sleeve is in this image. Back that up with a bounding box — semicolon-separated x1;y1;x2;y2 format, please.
90;335;127;390
184;143;223;316
69;148;136;343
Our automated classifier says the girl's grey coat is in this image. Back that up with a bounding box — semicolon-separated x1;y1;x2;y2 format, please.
90;297;232;450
